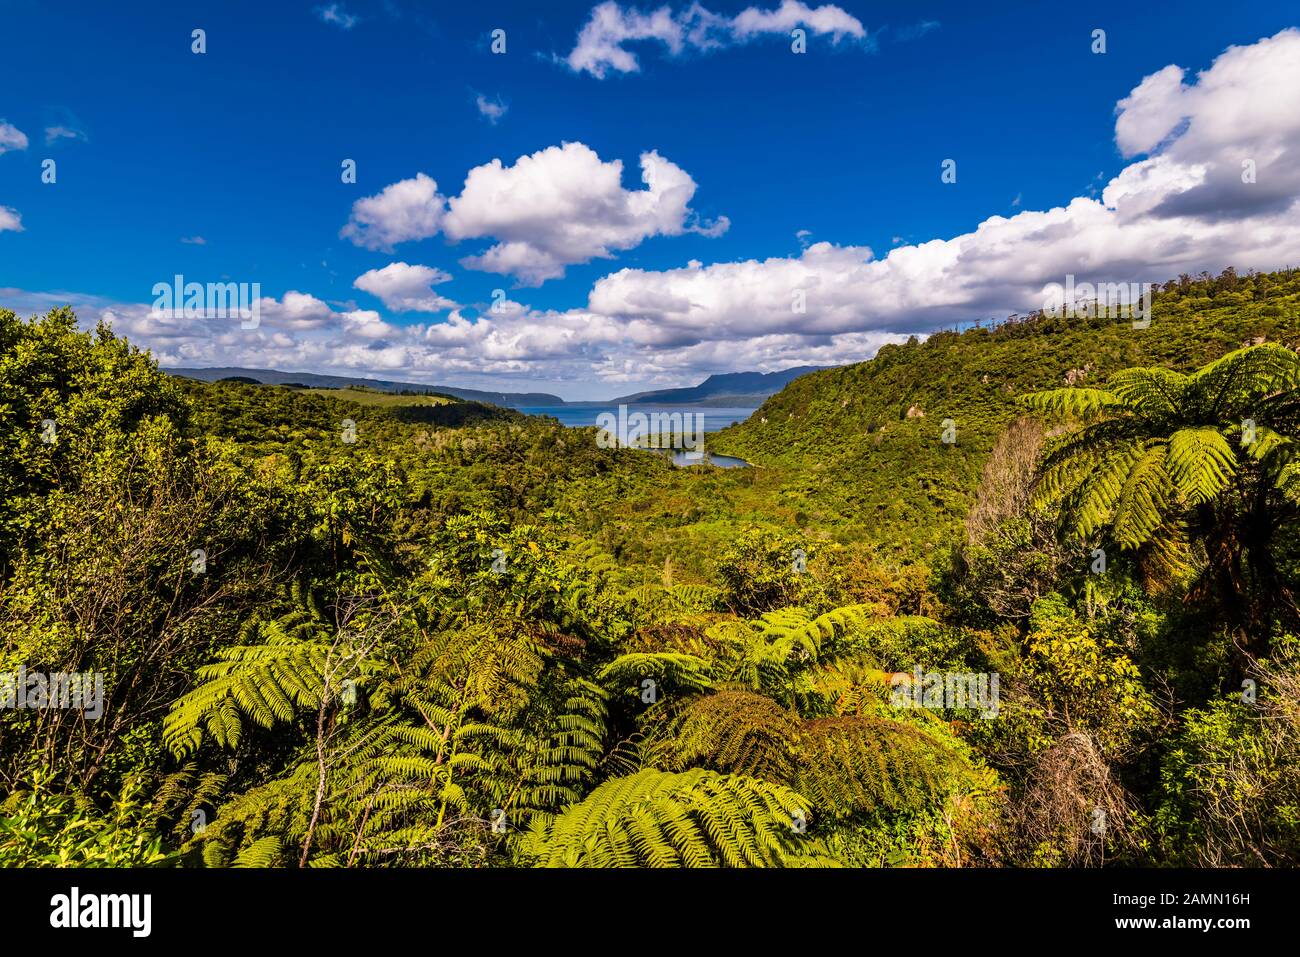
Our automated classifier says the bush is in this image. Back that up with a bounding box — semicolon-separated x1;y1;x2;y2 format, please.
716;527;831;616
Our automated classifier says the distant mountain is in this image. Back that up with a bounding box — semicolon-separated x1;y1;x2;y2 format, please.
607;367;830;405
165;364;832;410
165;367;564;408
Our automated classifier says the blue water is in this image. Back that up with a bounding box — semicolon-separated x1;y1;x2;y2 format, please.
668;450;750;469
518;404;757;433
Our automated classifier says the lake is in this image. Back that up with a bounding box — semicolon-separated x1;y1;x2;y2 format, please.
667;450;750;469
518;404;758;432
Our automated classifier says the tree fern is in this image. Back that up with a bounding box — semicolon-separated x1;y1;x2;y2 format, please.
522;768;811;867
648;689;802;783
754;604;877;660
1022;345;1300;633
597;652;713;701
795;716;988;822
181;616;611;867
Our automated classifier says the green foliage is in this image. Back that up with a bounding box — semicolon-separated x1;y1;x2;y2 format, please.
999;594;1160;756
649;689;802;781
6;272;1300;868
162;587;346;755
521;768;810;867
715;527;830;615
1155;637;1300;865
0;771;171;867
598;652;713;703
0;308;189;569
795;716;992;822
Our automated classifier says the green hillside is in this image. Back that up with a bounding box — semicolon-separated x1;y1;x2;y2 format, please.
713;268;1300;558
298;386;458;407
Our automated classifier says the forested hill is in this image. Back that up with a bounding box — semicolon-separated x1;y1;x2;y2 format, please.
168;366;564;408
712;268;1300;557
173;380;524;459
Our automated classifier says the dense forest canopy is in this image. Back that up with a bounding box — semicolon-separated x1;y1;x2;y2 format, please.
3;266;1300;867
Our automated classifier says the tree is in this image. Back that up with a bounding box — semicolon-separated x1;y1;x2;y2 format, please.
716;528;829;616
1022;344;1300;649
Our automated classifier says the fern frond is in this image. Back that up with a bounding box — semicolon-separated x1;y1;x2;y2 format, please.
234;836;283;867
1019;387;1123;419
648;690;801;782
1167;427;1237;506
522;769;809;868
1105;367;1189;417
598;652;713;699
1111;443;1173;548
795;716;985;822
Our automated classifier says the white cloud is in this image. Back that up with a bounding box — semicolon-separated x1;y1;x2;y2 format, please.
180;235;207;245
343;143;727;285
0;122;29;155
446;143;726;284
340;308;399;340
340;172;446;251
354;262;458;313
475;94;508;124
1114;64;1188;156
314;3;359;29
0;206;22;233
564;1;867;78
256;291;339;329
731;0;864;41
1110;28;1300;223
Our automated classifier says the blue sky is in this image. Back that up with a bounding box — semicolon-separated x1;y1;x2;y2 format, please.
2;0;1299;398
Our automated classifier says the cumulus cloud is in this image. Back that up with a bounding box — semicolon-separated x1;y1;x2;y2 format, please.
342;143;727;284
1114;64;1189;156
254;291;340;330
354;262;458;312
0;121;29;155
1112;28;1300;223
0;206;22;233
340;172;446;251
15;30;1300;396
564;0;867;78
445;143;726;284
